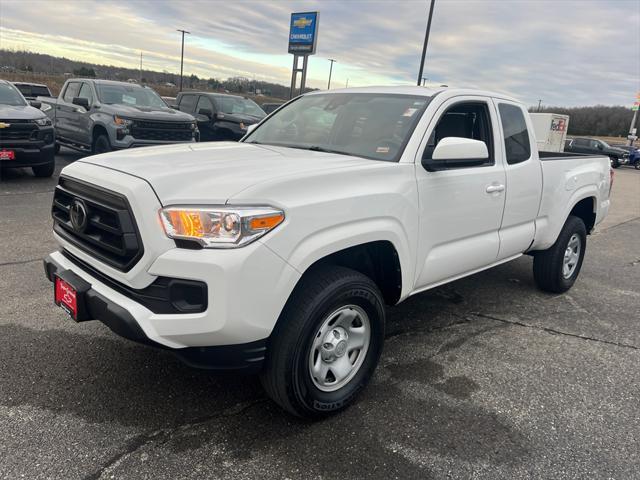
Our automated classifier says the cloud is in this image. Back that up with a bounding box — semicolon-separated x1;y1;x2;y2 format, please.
0;0;638;106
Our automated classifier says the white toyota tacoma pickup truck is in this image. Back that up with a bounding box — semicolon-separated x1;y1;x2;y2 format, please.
44;86;611;417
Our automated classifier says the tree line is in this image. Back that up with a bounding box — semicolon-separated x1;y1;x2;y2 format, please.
529;105;634;137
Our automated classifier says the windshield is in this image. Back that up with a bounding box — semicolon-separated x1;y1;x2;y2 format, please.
243;93;430;162
0;83;27;106
218;96;266;118
96;84;166;108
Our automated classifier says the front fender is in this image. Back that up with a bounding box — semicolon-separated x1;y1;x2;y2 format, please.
263;217;415;301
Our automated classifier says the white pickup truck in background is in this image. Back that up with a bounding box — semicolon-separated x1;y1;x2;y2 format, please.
44;86;611;418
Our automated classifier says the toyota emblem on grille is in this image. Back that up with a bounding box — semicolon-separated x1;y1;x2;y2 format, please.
69;199;88;233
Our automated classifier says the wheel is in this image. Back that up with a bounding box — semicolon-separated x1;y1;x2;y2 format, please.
610;156;620;168
260;266;385;418
92;133;112;154
635;164;640;170
533;215;587;293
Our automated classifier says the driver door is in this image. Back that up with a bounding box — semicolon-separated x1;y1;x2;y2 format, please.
413;96;506;289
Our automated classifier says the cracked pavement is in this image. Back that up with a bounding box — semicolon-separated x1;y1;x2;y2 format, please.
1;152;639;479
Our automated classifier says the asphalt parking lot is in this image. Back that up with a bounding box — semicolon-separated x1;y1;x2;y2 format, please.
1;151;639;479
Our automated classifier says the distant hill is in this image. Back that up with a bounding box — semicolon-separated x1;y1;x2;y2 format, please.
0;48;312;100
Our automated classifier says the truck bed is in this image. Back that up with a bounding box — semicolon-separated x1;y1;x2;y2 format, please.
532;152;610;250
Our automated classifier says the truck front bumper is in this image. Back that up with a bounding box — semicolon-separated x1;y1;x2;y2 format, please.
0;141;55;167
44;245;300;372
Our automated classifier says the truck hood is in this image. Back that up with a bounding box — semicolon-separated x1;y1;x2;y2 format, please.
0;104;47;120
77;142;379;205
101;103;195;122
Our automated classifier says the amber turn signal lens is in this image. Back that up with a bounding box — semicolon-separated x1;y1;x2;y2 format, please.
249;213;284;231
168;210;205;237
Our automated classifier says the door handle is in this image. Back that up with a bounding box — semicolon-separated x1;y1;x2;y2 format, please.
486;184;505;193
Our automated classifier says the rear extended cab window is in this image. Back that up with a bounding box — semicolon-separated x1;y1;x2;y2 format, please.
498;103;531;164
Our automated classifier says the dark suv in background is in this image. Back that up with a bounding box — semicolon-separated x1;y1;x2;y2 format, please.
565;137;629;168
0;80;55;177
175;92;266;141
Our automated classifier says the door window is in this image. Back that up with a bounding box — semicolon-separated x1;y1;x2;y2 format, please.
63;82;81;102
423;102;494;165
573;138;588;147
498;103;531;164
179;94;197;113
78;83;94;106
195;96;213;115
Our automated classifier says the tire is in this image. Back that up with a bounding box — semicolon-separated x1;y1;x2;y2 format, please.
32;155;55;178
533;215;587;293
92;133;112;154
260;265;385;418
635;164;640;170
610;156;620;168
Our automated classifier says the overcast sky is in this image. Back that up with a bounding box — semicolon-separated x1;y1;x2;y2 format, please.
1;0;639;106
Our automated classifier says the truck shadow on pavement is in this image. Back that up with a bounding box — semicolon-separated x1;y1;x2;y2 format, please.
0;258;536;474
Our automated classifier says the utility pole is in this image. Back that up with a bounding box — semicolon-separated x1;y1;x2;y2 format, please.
177;29;190;92
139;52;142;83
417;0;436;86
537;99;542;112
327;58;336;89
628;109;638;146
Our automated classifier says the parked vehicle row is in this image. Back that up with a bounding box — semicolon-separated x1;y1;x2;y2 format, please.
0;80;56;177
38;79;199;154
44;86;611;417
565;137;630;168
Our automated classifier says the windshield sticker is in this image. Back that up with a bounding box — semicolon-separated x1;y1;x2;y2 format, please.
376;146;390;153
402;108;418;117
122;94;137;105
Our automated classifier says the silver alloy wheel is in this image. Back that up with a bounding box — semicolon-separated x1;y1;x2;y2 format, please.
309;305;371;392
563;233;581;279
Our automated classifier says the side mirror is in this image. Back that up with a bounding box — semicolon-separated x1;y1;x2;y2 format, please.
72;97;90;110
246;124;258;135
198;108;213;118
597;143;603;150
422;137;489;171
29;100;42;109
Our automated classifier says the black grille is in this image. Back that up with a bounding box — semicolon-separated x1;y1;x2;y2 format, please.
52;177;143;272
0;120;38;141
131;121;193;141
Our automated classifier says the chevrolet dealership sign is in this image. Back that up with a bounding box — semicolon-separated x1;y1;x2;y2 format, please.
288;12;319;55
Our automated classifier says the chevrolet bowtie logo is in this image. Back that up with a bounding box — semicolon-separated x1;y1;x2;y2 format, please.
293;17;312;28
0;122;11;129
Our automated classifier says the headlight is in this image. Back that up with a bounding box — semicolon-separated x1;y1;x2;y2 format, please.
114;115;134;126
159;206;284;248
34;117;52;126
190;122;197;130
40;103;52;113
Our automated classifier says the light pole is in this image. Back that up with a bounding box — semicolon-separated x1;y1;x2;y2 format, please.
537;99;542;112
417;0;436;86
177;29;190;92
327;58;336;89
